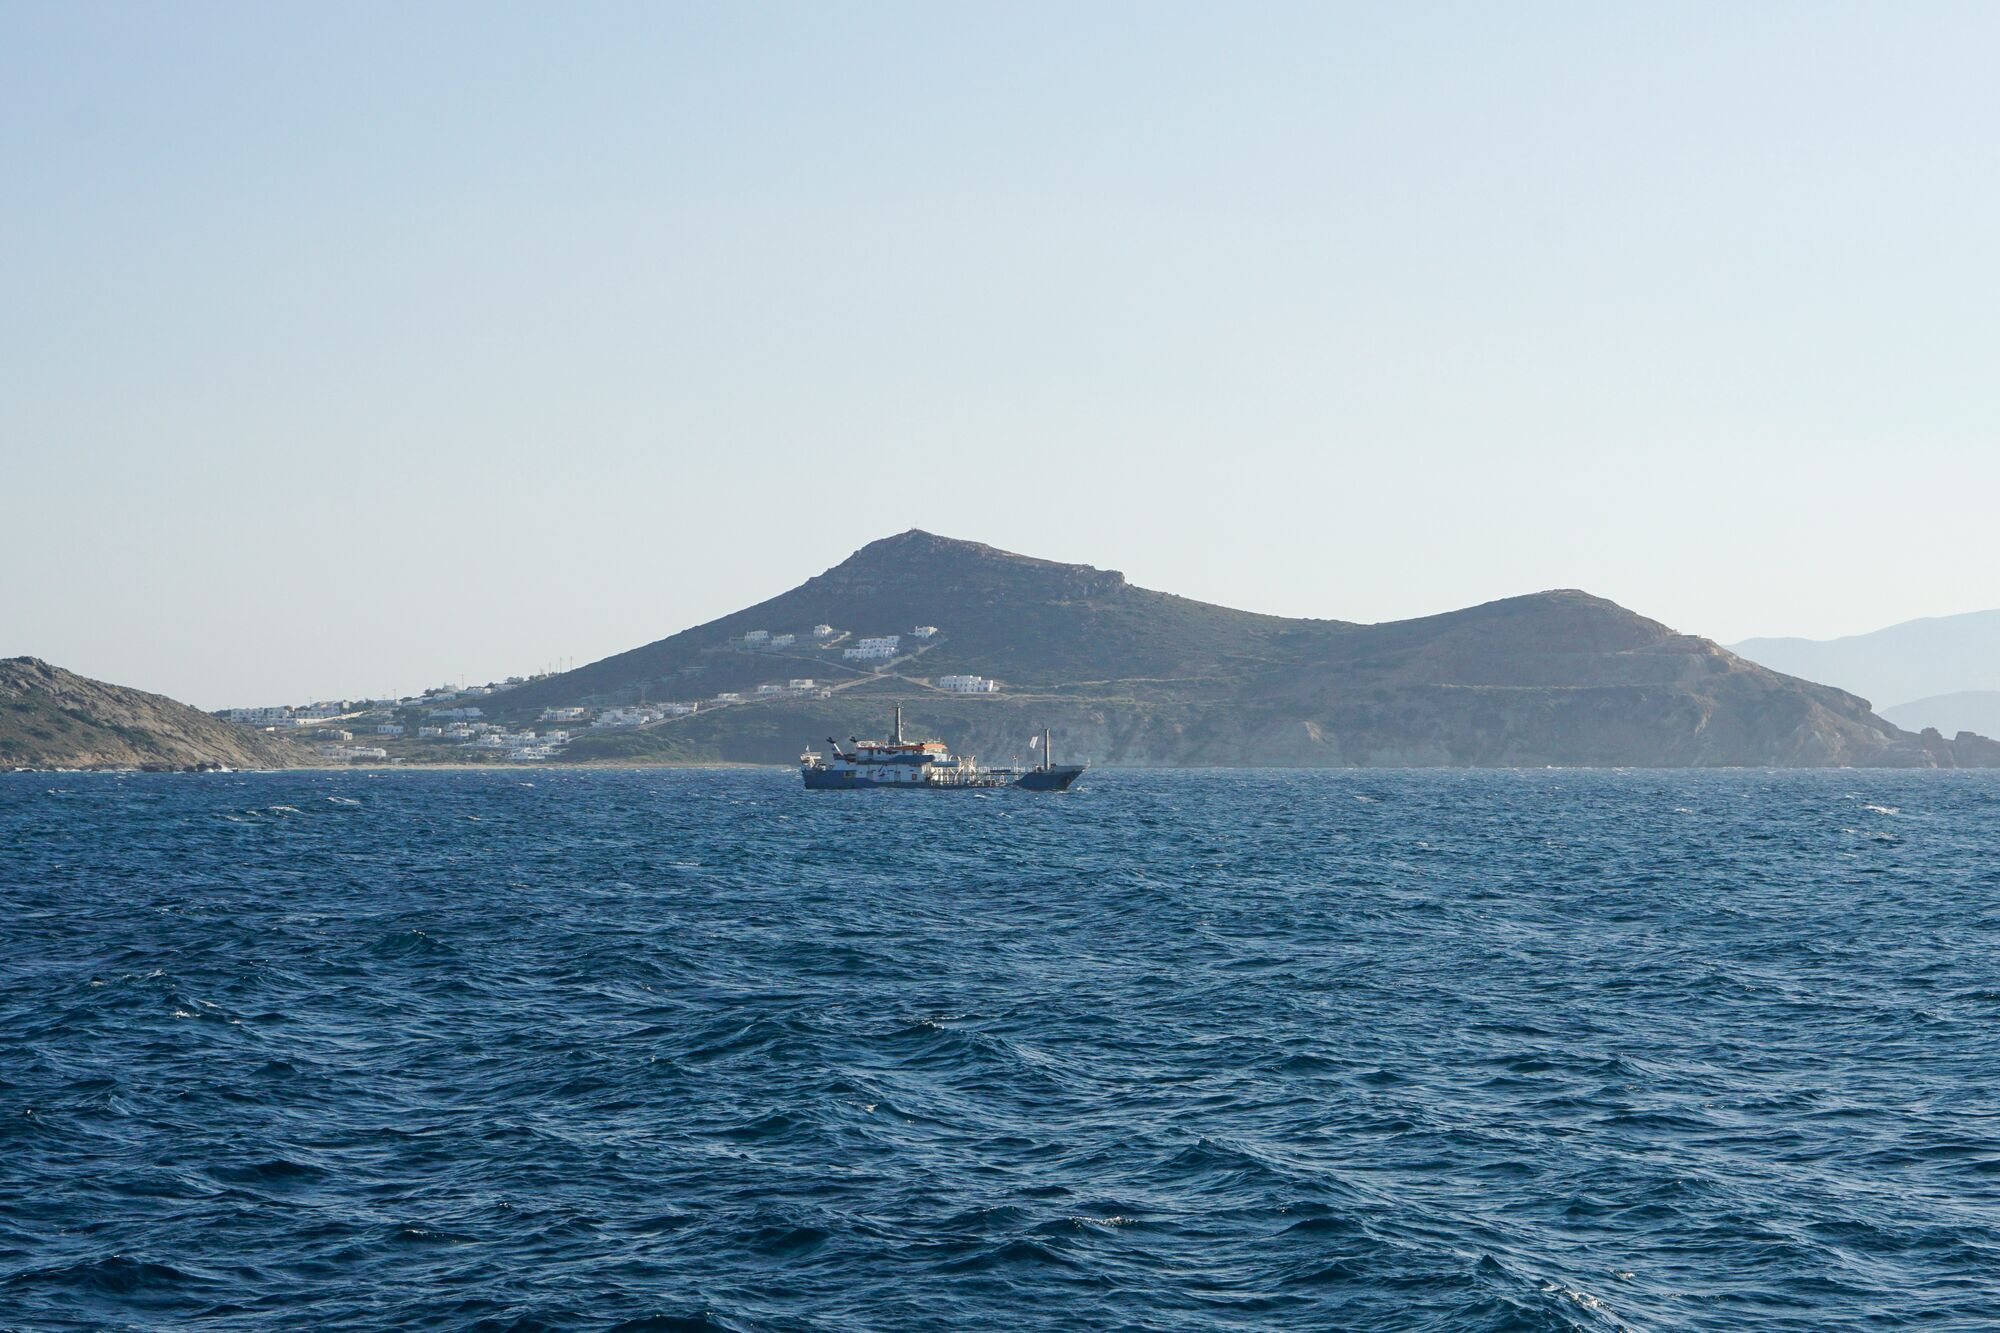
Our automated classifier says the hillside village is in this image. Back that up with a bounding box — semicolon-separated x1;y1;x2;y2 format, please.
219;621;1001;763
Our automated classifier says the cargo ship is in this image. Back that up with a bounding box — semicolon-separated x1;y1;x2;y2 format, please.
800;708;1085;791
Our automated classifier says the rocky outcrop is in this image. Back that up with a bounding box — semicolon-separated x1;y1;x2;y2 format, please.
0;658;315;770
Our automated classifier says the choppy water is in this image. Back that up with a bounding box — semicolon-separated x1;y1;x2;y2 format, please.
4;769;2000;1330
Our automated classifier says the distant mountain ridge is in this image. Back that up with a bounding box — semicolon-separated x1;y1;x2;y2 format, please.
1882;692;2000;740
1729;609;2000;732
0;657;312;771
484;532;1998;768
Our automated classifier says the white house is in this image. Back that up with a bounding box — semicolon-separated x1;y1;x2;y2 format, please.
768;633;796;649
844;636;900;661
661;702;697;717
429;706;484;720
937;675;999;694
912;625;939;639
417;726;444;738
740;630;770;645
540;707;588;722
594;707;656;729
811;624;836;639
714;692;743;703
787;679;815;691
756;683;788;696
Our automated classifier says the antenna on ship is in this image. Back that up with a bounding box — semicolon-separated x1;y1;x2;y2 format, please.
894;705;903;744
1044;726;1053;771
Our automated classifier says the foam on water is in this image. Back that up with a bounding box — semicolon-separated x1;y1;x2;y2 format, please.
3;768;1999;1329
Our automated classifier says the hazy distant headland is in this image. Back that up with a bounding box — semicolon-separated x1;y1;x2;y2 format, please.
12;532;1992;773
1729;610;2000;740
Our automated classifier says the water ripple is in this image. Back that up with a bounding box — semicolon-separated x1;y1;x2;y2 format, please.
3;768;1999;1328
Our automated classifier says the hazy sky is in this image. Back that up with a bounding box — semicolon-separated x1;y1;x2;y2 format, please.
5;2;1996;707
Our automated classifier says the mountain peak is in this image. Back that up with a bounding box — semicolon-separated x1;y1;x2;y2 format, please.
825;531;1128;593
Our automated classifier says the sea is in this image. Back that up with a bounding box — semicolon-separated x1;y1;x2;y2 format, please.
3;768;1998;1331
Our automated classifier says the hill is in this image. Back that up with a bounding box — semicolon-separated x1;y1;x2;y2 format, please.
1729;610;2000;717
0;658;313;771
473;533;1998;769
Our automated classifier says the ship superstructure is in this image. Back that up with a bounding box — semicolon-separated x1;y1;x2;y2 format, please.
800;708;1085;791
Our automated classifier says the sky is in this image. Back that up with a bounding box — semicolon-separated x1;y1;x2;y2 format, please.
3;2;1996;708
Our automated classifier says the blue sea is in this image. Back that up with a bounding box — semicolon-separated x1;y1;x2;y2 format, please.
4;769;1999;1330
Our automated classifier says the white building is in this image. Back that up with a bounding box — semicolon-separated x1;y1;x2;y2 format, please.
714;692;743;703
756;683;788;696
912;625;939;639
937;675;1000;694
787;679;815;691
429;706;484;720
812;624;836;639
844;636;900;661
661;702;697;717
740;630;770;645
373;724;405;736
593;707;656;729
226;706;292;725
768;633;796;649
417;726;444;738
540;707;588;722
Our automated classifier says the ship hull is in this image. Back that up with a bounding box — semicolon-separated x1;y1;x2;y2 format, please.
1012;765;1086;791
800;765;1085;792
